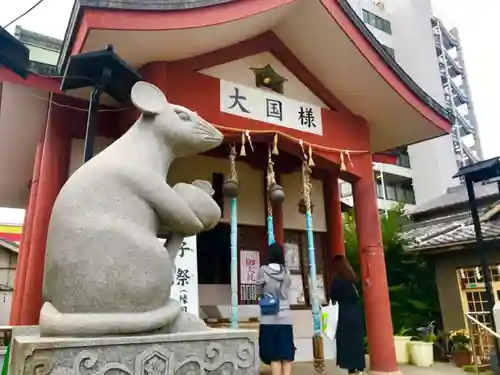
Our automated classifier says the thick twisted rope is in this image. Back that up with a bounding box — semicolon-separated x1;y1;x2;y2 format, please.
229;144;238;182
301;161;313;211
219;126;368;155
266;147;277;217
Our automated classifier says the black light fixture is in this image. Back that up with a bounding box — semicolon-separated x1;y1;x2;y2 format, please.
251;64;287;94
453;157;500;364
60;45;141;164
0;26;29;78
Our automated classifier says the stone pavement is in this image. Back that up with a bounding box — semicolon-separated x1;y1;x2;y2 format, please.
260;361;467;374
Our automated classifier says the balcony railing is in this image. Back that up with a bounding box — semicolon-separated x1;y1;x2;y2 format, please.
336;0;455;124
456;111;476;135
376;183;415;205
340;182;415;205
465;312;499;373
435;41;463;77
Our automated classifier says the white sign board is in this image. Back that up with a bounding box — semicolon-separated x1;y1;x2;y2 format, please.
284;242;301;272
158;236;199;316
240;250;260;285
289;274;306;306
220;80;323;135
309;274;327;305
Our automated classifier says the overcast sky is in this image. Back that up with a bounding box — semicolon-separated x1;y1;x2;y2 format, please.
0;0;498;224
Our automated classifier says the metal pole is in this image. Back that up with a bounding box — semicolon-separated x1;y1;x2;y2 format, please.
83;88;102;164
465;177;500;364
83;67;111;164
267;214;275;245
230;197;238;329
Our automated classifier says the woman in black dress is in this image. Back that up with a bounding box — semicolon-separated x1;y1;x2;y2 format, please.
329;255;365;375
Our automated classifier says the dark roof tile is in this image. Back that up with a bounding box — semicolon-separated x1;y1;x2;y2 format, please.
403;203;500;251
407;183;499;216
79;0;236;10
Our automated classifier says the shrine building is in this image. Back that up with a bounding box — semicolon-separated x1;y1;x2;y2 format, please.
0;0;454;372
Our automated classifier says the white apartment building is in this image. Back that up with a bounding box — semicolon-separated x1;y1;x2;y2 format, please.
13;26;61;66
341;0;480;211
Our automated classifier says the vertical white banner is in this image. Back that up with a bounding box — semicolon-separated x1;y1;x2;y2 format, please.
159;236;199;317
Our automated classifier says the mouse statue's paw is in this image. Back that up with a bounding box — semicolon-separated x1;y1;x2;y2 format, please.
173;181;221;232
154;311;210;334
170;311;210;332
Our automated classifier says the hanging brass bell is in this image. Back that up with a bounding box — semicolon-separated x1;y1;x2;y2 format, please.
267;183;285;204
222;178;239;198
298;198;315;215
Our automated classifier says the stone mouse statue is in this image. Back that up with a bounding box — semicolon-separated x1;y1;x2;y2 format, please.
40;81;223;337
163;179;219;277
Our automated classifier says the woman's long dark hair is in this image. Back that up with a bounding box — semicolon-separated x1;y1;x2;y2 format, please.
267;243;285;266
330;255;357;283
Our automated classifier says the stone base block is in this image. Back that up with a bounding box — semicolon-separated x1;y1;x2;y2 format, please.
10;329;258;375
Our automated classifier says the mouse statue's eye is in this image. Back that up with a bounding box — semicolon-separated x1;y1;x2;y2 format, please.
175;110;191;122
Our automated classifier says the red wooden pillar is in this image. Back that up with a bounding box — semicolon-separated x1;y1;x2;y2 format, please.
19;102;71;325
352;153;397;373
323;172;345;258
10;142;43;325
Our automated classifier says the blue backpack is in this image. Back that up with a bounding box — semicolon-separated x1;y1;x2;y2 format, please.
259;292;280;316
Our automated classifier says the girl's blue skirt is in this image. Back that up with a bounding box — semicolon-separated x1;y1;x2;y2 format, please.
259;324;295;365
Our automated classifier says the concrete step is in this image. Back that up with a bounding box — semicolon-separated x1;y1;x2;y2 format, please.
204;318;259;331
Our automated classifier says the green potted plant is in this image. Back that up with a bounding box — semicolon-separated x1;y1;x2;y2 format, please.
433;329;451;362
394;327;412;364
408;322;436;367
449;329;472;367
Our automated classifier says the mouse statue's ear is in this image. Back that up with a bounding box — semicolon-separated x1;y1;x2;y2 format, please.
130;81;168;116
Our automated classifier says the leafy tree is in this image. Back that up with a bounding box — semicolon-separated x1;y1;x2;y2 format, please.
344;202;441;334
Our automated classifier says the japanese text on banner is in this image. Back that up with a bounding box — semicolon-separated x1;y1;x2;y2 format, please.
220;80;323;136
240;250;260;285
158;236;199;316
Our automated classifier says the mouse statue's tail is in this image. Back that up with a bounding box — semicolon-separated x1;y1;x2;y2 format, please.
39;298;181;337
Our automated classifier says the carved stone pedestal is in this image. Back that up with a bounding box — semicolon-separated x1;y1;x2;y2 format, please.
10;329;258;375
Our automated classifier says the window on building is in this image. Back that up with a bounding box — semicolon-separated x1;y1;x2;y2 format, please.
375;183;384;199
374;181;415;205
395;186;406;202
382;45;395;59
362;9;392;34
404;188;415;204
396;153;411;168
340;182;353;198
385;185;396;200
